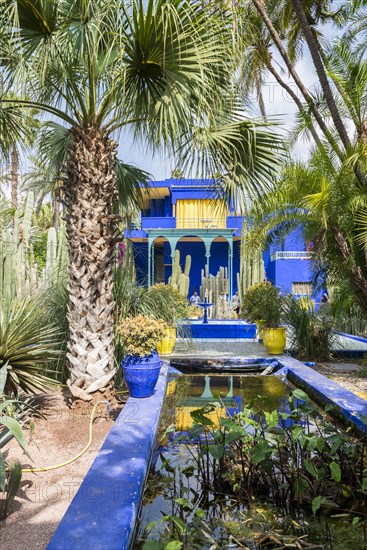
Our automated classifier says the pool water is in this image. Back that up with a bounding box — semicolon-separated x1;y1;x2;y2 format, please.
136;374;292;547
136;373;365;549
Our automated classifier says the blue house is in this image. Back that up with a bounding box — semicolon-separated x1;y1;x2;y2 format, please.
125;178;321;300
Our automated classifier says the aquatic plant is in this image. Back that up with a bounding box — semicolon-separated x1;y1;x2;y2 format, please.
142;390;367;548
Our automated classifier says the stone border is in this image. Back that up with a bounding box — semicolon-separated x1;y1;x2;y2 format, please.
274;356;367;434
47;363;169;550
336;331;367;345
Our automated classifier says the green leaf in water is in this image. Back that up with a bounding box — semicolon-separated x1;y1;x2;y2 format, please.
208;445;225;460
330;461;341;482
293;389;309;402
143;541;165;550
175;497;191;509
164;542;183;550
265;410;278;428
312;495;326;514
251;441;273;464
304;460;320;479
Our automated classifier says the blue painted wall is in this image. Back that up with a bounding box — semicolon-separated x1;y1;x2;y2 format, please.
264;227;325;302
268;226;307;255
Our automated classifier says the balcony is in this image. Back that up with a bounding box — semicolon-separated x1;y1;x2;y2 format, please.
175;217;226;229
271;251;312;261
141;217;176;229
140;217;230;230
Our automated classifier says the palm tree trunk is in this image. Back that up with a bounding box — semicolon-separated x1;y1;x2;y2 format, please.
251;0;342;158
256;80;267;119
291;0;350;149
265;60;323;148
63;125;118;401
291;0;366;188
11;144;18;208
331;225;367;314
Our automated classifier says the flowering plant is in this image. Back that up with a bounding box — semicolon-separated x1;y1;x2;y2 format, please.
118;315;167;357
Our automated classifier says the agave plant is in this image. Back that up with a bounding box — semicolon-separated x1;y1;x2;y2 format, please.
0;293;62;395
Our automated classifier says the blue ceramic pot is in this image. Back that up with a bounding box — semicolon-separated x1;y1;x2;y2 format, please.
122;350;163;398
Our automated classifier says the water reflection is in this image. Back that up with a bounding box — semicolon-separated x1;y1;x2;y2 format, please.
169;374;289;432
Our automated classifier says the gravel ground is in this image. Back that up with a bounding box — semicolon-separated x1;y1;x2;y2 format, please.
314;361;367;399
0;389;122;550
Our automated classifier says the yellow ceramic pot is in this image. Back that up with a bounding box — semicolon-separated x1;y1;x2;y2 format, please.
156;327;176;355
262;327;286;355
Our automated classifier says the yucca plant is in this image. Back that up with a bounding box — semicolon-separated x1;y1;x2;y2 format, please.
0;294;62;394
283;295;335;361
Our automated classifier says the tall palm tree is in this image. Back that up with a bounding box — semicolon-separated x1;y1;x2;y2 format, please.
1;0;284;400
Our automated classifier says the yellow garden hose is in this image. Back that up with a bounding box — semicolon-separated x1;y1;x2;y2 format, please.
18;401;110;473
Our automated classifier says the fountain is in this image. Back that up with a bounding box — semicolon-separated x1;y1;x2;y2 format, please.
197;296;213;324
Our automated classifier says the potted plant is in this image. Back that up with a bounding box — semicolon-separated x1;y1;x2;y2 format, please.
119;315;166;398
241;282;286;354
146;284;189;355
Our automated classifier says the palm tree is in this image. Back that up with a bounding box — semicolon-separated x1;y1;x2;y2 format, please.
0;93;39;203
1;0;284;400
246;150;367;313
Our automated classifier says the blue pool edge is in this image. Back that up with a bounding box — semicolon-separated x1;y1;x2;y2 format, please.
47;362;170;550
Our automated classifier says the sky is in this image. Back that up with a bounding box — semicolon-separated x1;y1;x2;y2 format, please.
116;45;326;181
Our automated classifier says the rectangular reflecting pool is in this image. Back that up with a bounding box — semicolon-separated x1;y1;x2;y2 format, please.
135;371;366;550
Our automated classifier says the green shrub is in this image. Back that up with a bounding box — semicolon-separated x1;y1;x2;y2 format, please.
241;281;283;328
146;283;189;327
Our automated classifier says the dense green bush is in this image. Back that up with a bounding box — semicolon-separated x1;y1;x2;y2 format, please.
241;281;283;328
146;283;189;327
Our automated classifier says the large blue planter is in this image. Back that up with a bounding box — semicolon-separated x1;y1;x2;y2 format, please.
122;350;163;398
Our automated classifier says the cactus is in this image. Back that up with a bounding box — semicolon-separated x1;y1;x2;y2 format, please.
168;249;191;298
200;264;231;318
0;193;68;308
237;219;265;303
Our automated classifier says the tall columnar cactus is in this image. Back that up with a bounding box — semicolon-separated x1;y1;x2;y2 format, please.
238;220;265;304
0;192;68;307
200;265;233;318
168;249;191;297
